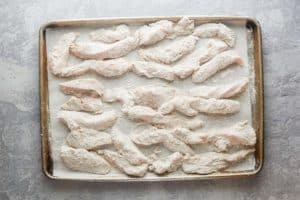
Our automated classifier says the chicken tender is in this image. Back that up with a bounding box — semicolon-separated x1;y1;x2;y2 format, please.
61;96;103;113
66;128;112;150
60;145;111;174
57;110;118;131
182;149;255;174
193;23;236;47
59;78;104;98
138;35;198;64
89;24;130;43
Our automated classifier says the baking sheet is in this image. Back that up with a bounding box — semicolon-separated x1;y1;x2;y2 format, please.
40;16;263;181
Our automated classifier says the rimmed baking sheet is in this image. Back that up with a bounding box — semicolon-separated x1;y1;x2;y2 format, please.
39;16;263;181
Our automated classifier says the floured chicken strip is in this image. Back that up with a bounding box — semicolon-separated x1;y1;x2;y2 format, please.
173;40;227;79
89;24;130;43
135;20;174;46
172;47;205;79
58;59;133;78
192;50;244;83
159;96;199;117
103;85;177;110
111;128;150;165
61;96;103;114
182;149;255;174
102;88;134;111
135;17;194;46
173;63;196;79
70;36;139;60
158;115;204;130
124;105;204;130
130;85;177;109
60;145;111;175
193;23;236;47
57;110;118;131
138;35;198;64
198;39;229;65
172;39;228;79
162;132;195;155
131;125;194;155
167;17;194;39
189;78;249;99
57;60;91;77
173;121;256;152
59;78;104;98
160;96;240;116
190;98;240;115
149;152;183;174
99;150;148;177
123;105;163;123
130;125;165;145
66;128;112;150
48;32;79;76
90;58;133;77
132;61;175;81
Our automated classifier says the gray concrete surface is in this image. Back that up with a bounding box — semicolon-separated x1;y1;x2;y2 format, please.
0;0;299;199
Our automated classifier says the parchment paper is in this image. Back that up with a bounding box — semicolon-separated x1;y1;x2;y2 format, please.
46;20;256;179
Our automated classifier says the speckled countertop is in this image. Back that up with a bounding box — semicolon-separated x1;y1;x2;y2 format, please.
0;0;299;199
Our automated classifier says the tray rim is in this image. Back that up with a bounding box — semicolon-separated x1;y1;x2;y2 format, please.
39;15;264;182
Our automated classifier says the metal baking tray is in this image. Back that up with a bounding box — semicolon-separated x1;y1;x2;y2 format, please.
39;16;264;181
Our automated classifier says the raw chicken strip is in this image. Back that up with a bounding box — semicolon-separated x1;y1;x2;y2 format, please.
70;36;139;60
100;150;148;177
66;128;112;150
138;35;198;64
135;17;194;46
90;58;133;77
193;23;236;47
162;131;195;155
132;61;175;81
111;128;150;165
130;125;165;146
160;96;240;116
135;20;174;46
130;85;177;109
48;32;79;76
131;125;194;155
57;58;133;78
89;24;130;43
123;105;163;123
173;121;256;152
59;78;104;98
102;88;134;110
57;60;91;77
125;106;204;130
159;96;199;117
61;96;103;113
60;145;111;174
57;110;118;131
149;152;183;174
189;79;249;99
192;50;243;83
173;64;196;79
172;40;228;79
158;116;203;130
172;47;205;79
167;17;194;39
198;39;229;65
182;149;255;174
190;98;240;115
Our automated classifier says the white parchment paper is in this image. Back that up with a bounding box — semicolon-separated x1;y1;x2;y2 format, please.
46;20;256;180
